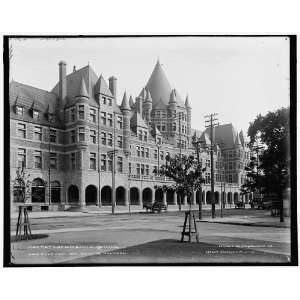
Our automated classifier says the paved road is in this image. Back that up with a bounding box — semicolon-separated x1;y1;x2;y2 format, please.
10;209;291;264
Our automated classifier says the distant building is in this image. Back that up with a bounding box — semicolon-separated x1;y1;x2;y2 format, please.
9;60;252;211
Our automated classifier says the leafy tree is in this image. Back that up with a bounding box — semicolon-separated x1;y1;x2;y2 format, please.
155;154;206;210
242;107;290;222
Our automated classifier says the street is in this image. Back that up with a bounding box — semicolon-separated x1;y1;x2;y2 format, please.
10;208;291;264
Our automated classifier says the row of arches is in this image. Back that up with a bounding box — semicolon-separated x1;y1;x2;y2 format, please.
13;178;248;205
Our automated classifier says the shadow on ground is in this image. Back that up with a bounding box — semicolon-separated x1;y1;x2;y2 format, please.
67;239;290;264
11;234;49;243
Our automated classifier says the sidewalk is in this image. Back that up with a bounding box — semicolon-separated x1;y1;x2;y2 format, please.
199;215;290;228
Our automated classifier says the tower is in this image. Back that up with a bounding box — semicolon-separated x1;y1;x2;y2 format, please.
120;91;131;153
144;88;152;124
185;94;192;143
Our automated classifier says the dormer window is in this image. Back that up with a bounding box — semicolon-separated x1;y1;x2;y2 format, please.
33;110;40;119
71;108;76;122
157;137;162;145
16;106;24;116
108;98;112;106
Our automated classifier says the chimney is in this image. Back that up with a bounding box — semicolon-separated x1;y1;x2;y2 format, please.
108;76;117;98
58;61;67;106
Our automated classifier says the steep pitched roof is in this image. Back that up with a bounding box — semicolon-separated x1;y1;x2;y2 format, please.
153;98;167;109
94;74;113;97
129;95;134;108
207;123;238;149
145;60;185;108
120;92;131;110
185;94;191;108
130;111;148;129
199;131;211;145
151;124;162;137
239;130;245;146
235;132;242;146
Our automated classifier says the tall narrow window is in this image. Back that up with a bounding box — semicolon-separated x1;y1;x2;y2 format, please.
50;152;57;169
71;130;76;143
71;153;76;170
34;126;42;141
129;162;132;174
141;164;145;175
17;123;26;138
117;136;122;148
90;130;96;144
107;155;112;171
90;153;96;170
144;131;148;142
71;108;76;122
136;146;140;157
100;154;106;171
138;130;143;141
108;98;112;106
100;112;106;125
34;151;42;169
141;147;145;157
145;148;149;158
90;108;96;123
50;129;57;143
136;163;140;175
102;96;106;105
117;157;123;172
154;149;158;159
107;133;113;146
107;113;113;127
101;132;106;145
17;148;26;168
78;127;85;142
117;116;123;129
145;165;149;175
78;105;84;119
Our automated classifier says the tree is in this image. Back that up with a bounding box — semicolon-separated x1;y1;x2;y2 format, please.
11;167;31;203
242;107;290;222
155;154;206;210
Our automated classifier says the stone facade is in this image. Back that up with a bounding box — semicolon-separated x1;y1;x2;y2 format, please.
9;60;252;211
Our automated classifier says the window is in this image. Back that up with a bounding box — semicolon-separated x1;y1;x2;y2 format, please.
34;151;42;169
90;108;96;123
117;136;122;148
90;153;96;170
71;108;76;122
161;124;166;132
101;154;106;171
71;130;76;143
160;151;164;160
34;126;42;141
117;116;123;129
101;132;106;145
154;149;158;159
153;165;157;174
166;152;170;159
145;164;149;175
144;131;148;142
205;173;211;184
136;163;140;175
107;155;112;171
141;147;145;157
107;113;113;127
136;146;140;157
157;137;161;145
50;129;57;143
107;133;112;146
145;148;149;158
50;152;57;169
157;125;161;131
102;96;106;105
229;174;233;183
33;110;40;119
16;106;24;116
100;112;106;125
71;153;76;170
108;98;112;106
141;164;145;175
17;148;26;168
117;157;123;172
156;111;161;118
138;130;143;141
17;123;26;138
162;111;166;118
78;105;84;119
90;130;96;144
78;127;85;142
172;123;176;131
229;161;233;170
206;160;211;168
129;162;132;174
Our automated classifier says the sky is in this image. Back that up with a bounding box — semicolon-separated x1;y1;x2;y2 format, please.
10;36;290;134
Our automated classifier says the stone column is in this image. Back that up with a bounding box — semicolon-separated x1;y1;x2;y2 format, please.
138;189;142;206
80;184;85;207
202;192;206;205
163;190;167;205
124;189;129;206
183;195;187;205
151;189;155;204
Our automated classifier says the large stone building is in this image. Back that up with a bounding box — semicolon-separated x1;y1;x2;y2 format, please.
9;60;252;211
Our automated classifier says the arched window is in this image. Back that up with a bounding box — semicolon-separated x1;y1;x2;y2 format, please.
51;181;61;203
31;178;46;203
13;179;25;203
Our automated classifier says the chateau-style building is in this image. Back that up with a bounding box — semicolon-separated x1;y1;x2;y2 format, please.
10;60;252;211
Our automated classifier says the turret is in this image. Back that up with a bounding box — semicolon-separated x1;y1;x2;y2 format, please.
135;96;143;115
144;88;152;124
129;95;134;108
185;94;192;137
235;132;242;147
120;91;131;153
76;77;89;102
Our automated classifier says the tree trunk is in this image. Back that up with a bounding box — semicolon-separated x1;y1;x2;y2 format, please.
278;190;284;223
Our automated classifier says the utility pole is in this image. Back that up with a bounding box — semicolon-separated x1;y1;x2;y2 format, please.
178;113;182;211
205;113;218;219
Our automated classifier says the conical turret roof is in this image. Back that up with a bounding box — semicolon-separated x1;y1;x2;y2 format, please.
239;130;245;146
76;77;89;98
94;75;113;97
120;91;131;110
138;87;147;99
169;89;177;104
129;95;134;108
235;132;241;146
185;94;191;108
199;131;211;145
145;88;152;103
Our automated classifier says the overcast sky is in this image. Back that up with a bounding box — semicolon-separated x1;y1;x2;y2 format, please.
10;36;290;134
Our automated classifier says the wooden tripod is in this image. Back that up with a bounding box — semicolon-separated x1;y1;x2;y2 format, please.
181;210;199;242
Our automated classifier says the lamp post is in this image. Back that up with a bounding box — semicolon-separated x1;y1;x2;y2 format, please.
124;150;131;213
